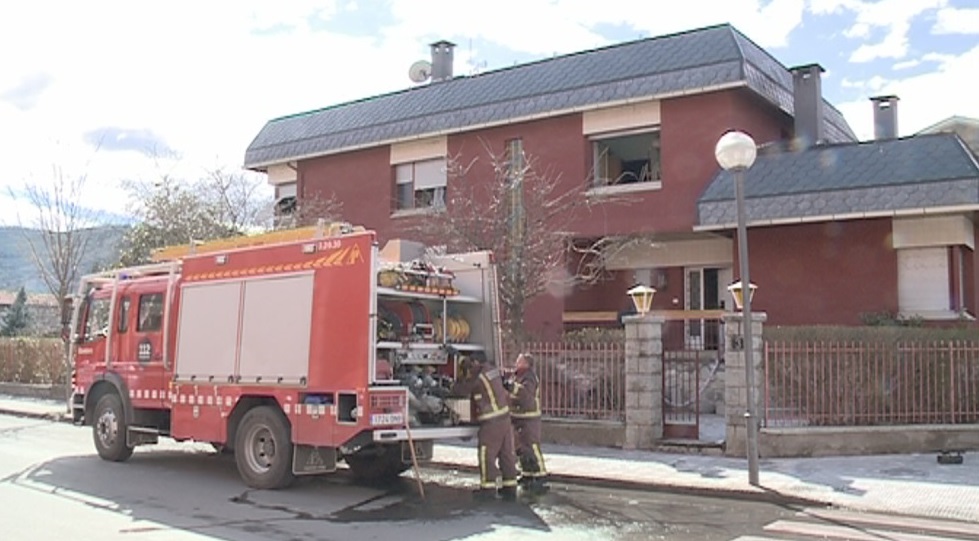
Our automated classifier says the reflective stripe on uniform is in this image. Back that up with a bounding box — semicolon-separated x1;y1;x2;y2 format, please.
532;443;547;475
478;406;510;422
479;444;490;486
476;372;509;421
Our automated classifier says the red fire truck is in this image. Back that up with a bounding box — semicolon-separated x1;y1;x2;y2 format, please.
69;223;500;489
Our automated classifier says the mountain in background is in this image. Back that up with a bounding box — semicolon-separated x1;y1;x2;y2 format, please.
0;226;128;294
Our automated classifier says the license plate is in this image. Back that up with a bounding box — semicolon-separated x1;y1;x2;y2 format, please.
370;412;404;426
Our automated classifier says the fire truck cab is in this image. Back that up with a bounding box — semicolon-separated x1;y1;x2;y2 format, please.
69;224;500;489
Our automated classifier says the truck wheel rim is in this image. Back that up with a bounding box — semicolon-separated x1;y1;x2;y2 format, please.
244;424;276;473
97;409;118;447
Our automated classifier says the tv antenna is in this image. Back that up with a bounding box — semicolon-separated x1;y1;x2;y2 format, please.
408;60;432;83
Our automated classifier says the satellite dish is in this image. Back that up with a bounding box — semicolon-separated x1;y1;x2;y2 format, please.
409;60;432;83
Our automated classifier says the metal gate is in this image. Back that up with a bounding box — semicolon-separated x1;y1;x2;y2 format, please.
662;316;724;440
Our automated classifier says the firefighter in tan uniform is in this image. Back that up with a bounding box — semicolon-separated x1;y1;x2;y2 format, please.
508;353;549;494
450;351;519;501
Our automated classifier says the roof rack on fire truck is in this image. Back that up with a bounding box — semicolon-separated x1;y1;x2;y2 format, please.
149;220;366;262
83;261;181;288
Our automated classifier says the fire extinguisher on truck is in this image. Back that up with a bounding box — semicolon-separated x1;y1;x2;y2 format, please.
68;222;501;489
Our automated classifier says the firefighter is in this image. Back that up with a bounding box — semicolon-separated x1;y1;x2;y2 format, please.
450;351;519;501
508;353;549;494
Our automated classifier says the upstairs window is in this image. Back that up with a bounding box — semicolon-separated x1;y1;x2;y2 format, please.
274;182;297;215
395;158;446;210
592;129;661;187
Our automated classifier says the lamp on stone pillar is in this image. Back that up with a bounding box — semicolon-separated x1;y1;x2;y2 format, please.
726;280;757;310
627;285;656;316
715;129;760;487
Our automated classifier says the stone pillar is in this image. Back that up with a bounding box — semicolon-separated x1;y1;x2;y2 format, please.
622;314;664;450
722;312;766;457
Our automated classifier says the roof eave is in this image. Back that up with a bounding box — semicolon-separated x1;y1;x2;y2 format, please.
243;81;750;171
695;203;979;231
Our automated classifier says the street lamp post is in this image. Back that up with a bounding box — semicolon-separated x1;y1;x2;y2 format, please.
714;130;760;486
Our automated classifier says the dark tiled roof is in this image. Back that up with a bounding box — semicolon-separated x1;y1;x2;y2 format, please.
697;133;979;227
244;24;856;168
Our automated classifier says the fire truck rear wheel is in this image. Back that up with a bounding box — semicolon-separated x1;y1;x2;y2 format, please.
235;406;295;489
93;393;134;462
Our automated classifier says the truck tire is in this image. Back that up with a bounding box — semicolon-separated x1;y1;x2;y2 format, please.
345;444;409;484
93;393;134;462
234;406;295;489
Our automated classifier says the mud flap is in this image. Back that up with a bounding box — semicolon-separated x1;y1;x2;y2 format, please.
293;445;338;475
401;440;433;463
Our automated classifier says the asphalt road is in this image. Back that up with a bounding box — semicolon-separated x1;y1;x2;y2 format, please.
6;413;972;541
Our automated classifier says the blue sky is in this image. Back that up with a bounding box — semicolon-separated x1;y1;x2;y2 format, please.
1;0;977;225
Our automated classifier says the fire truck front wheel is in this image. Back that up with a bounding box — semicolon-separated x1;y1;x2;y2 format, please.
93;393;134;462
234;406;296;489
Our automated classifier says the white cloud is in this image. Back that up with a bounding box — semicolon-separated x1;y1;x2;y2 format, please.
844;22;872;38
840;75;891;92
835;43;979;139
932;6;979;34
892;59;921;70
807;0;949;62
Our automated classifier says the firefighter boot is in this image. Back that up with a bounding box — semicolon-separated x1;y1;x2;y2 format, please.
498;485;518;502
527;477;550;495
472;488;497;502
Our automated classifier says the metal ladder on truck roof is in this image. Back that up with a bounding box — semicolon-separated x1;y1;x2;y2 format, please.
150;220;366;262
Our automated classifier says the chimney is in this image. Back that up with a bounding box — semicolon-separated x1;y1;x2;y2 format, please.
430;40;455;82
789;64;825;149
870;95;899;139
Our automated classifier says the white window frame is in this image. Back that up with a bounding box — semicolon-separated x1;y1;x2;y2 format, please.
394;158;446;212
589;127;662;192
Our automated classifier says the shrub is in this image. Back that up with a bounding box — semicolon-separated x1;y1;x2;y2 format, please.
0;338;66;384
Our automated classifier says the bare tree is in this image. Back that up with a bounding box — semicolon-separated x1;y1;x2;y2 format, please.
10;167;110;403
199;168;271;232
414;144;626;343
12;168;103;312
569;234;663;285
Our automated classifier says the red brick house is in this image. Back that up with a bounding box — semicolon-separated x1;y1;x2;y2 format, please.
244;24;979;339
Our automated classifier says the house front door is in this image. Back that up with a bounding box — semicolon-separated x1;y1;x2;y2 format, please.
685;268;726;350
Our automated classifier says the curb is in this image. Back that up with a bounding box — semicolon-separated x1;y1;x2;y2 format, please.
0;407;71;424
425;460;828;508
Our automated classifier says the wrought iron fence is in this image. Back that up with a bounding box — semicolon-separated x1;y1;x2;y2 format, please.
764;340;979;427
506;341;625;422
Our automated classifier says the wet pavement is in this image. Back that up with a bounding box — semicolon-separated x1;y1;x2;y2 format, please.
2;394;978;525
0;412;804;540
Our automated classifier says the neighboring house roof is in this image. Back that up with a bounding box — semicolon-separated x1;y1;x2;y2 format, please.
0;290;58;308
696;133;979;229
244;24;856;169
917;115;979;155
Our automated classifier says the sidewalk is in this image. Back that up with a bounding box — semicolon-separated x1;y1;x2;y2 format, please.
2;394;975;523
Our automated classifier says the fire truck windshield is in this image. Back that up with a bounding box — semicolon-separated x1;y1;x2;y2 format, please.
82;297;111;341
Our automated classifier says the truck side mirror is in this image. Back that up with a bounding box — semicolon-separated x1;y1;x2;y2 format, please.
61;296;74;326
61;297;75;343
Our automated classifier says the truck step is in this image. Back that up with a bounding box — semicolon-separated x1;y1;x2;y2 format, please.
127;426;160;446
